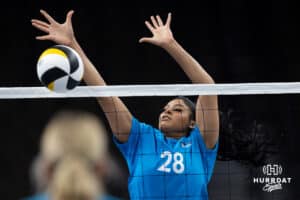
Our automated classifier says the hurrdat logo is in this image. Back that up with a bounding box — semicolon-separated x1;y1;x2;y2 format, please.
253;164;292;192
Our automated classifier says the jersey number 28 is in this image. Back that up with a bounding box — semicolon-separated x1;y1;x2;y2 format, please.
157;151;184;174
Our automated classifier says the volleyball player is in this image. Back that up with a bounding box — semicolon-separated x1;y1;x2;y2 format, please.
31;10;219;200
22;110;122;200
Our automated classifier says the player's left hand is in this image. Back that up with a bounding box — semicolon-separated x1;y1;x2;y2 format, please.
139;13;174;48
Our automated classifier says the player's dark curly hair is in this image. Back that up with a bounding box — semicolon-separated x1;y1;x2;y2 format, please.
174;96;196;120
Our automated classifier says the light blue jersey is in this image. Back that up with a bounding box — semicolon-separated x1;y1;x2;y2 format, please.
114;117;218;200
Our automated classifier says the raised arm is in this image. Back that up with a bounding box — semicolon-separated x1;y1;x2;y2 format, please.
139;13;219;149
31;10;132;142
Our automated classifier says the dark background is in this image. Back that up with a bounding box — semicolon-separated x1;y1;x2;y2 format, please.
0;0;298;199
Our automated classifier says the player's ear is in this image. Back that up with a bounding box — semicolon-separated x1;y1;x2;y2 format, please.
189;120;196;129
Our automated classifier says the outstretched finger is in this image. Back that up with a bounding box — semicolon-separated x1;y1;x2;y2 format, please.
156;15;163;26
139;37;154;43
166;13;172;27
145;21;155;33
40;9;56;24
66;10;74;25
32;22;49;33
36;35;52;41
150;16;159;28
31;19;50;28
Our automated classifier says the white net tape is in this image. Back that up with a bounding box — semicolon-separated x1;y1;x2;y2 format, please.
1;82;300;99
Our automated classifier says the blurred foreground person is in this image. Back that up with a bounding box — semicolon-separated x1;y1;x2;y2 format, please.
22;110;122;200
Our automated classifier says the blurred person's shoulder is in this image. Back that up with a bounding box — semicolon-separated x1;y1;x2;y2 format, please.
21;193;47;200
22;193;123;200
102;194;125;200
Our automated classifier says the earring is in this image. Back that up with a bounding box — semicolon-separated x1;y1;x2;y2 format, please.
189;121;196;128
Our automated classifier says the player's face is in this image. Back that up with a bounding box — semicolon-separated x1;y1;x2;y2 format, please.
159;99;193;136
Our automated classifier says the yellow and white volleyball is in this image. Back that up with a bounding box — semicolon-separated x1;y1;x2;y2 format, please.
37;45;84;92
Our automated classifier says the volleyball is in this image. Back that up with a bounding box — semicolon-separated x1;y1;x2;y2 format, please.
37;45;84;92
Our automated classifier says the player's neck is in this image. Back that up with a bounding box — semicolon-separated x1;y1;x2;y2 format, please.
164;131;187;139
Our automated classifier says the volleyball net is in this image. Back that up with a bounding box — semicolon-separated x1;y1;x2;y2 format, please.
2;82;298;200
2;82;300;99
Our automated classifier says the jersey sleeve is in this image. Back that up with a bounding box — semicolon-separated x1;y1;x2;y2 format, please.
113;117;155;173
192;126;219;182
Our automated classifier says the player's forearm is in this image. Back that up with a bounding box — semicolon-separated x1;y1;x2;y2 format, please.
162;39;215;84
68;39;115;107
67;38;106;86
68;38;132;141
